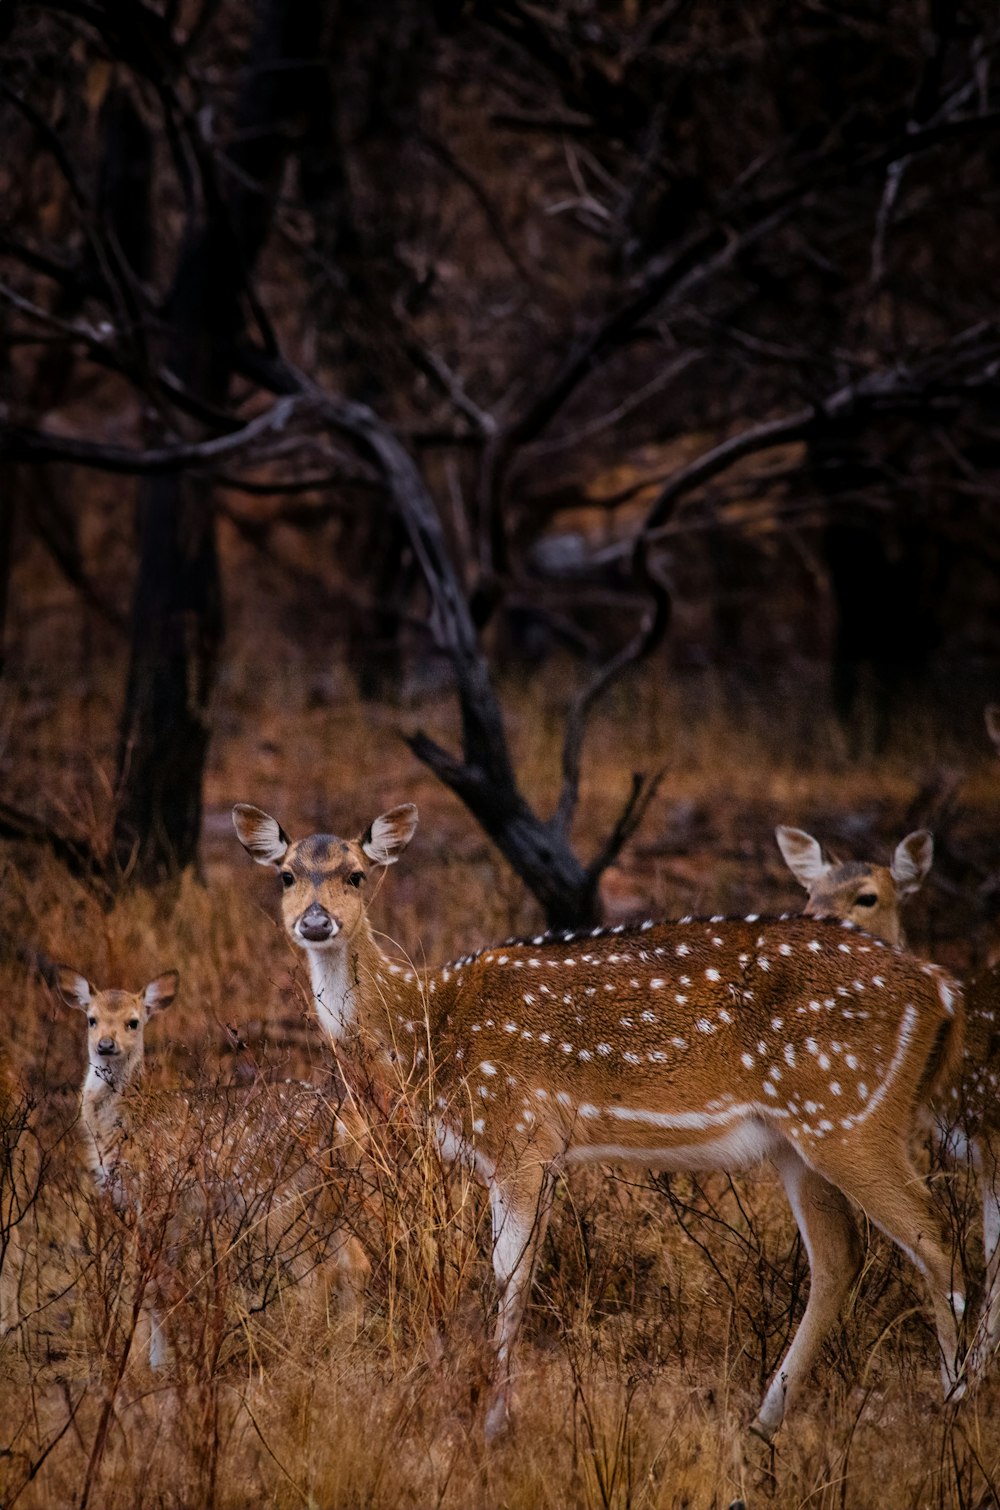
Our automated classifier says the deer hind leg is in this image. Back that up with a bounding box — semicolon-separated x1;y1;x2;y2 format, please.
485;1161;554;1443
810;1137;965;1397
752;1144;863;1442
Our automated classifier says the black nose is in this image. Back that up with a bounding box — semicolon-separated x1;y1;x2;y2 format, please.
298;903;333;942
97;1037;117;1055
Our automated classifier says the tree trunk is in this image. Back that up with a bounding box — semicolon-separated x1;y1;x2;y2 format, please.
113;0;328;884
113;485;222;880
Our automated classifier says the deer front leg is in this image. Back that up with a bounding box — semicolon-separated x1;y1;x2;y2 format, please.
485;1161;554;1443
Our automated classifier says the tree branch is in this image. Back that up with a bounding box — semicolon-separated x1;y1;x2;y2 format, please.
0;395;306;474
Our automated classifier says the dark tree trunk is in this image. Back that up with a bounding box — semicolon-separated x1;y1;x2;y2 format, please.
0;495;14;676
114;486;222;879
113;0;328;884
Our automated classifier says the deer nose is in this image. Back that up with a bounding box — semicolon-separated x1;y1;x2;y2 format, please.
97;1036;118;1056
298;903;335;942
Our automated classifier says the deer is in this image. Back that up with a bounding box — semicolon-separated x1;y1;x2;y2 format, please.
234;800;966;1443
775;819;1000;1375
57;966;369;1368
775;825;934;945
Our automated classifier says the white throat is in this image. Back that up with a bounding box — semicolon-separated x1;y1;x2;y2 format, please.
306;945;357;1043
84;1054;138;1099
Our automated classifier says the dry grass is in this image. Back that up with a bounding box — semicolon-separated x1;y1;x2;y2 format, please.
2;654;1000;1508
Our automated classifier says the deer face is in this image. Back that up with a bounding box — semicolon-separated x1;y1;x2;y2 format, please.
775;826;933;946
57;969;178;1083
233;803;418;953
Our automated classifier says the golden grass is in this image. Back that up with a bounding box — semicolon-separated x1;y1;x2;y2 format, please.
2;659;1000;1508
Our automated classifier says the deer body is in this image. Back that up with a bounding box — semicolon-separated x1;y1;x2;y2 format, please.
236;802;965;1442
60;969;368;1368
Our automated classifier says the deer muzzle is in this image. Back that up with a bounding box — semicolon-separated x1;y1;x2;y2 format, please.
297;903;338;943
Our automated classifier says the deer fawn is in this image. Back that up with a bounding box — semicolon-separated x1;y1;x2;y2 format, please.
776;820;1000;1373
235;800;965;1442
58;966;368;1368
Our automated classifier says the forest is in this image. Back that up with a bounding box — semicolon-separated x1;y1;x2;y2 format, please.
2;3;1000;1507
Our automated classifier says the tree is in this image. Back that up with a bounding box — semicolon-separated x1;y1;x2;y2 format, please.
2;1;1000;915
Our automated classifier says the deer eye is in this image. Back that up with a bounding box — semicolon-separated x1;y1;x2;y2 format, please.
856;893;878;908
88;1016;97;1028
348;871;365;888
127;1019;139;1031
280;870;295;889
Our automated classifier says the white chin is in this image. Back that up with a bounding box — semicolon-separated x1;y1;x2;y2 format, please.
296;929;341;950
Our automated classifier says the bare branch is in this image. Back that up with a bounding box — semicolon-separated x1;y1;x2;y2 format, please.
586;766;667;883
0;395;306;475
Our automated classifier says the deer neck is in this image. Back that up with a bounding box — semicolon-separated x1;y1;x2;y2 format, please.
305;922;434;1071
80;1057;140;1189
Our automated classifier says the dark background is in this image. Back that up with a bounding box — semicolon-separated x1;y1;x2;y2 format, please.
2;0;999;922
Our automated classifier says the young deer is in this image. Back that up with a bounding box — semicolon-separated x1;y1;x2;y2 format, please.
58;967;368;1367
775;822;1000;1374
235;801;965;1442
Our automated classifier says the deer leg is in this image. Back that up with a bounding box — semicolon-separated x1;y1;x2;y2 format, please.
484;1161;554;1443
969;1131;1000;1376
328;1231;370;1325
752;1143;863;1441
146;1303;170;1370
809;1139;965;1397
0;1226;20;1337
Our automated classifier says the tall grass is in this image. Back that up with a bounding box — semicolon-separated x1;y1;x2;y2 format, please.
2;668;1000;1507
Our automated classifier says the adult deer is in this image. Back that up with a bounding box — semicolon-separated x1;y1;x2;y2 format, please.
235;801;964;1442
775;825;933;945
776;820;1000;1373
58;967;368;1367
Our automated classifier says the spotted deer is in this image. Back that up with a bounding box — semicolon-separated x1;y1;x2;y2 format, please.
775;820;1000;1374
234;801;965;1442
58;967;369;1367
775;825;933;945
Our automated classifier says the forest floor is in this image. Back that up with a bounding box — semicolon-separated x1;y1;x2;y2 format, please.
2;637;1000;1509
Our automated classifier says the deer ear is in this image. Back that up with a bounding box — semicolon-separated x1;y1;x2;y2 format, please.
986;704;1000;753
891;831;933;897
143;971;178;1016
775;827;829;889
56;967;92;1012
361;804;418;866
232;804;290;865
